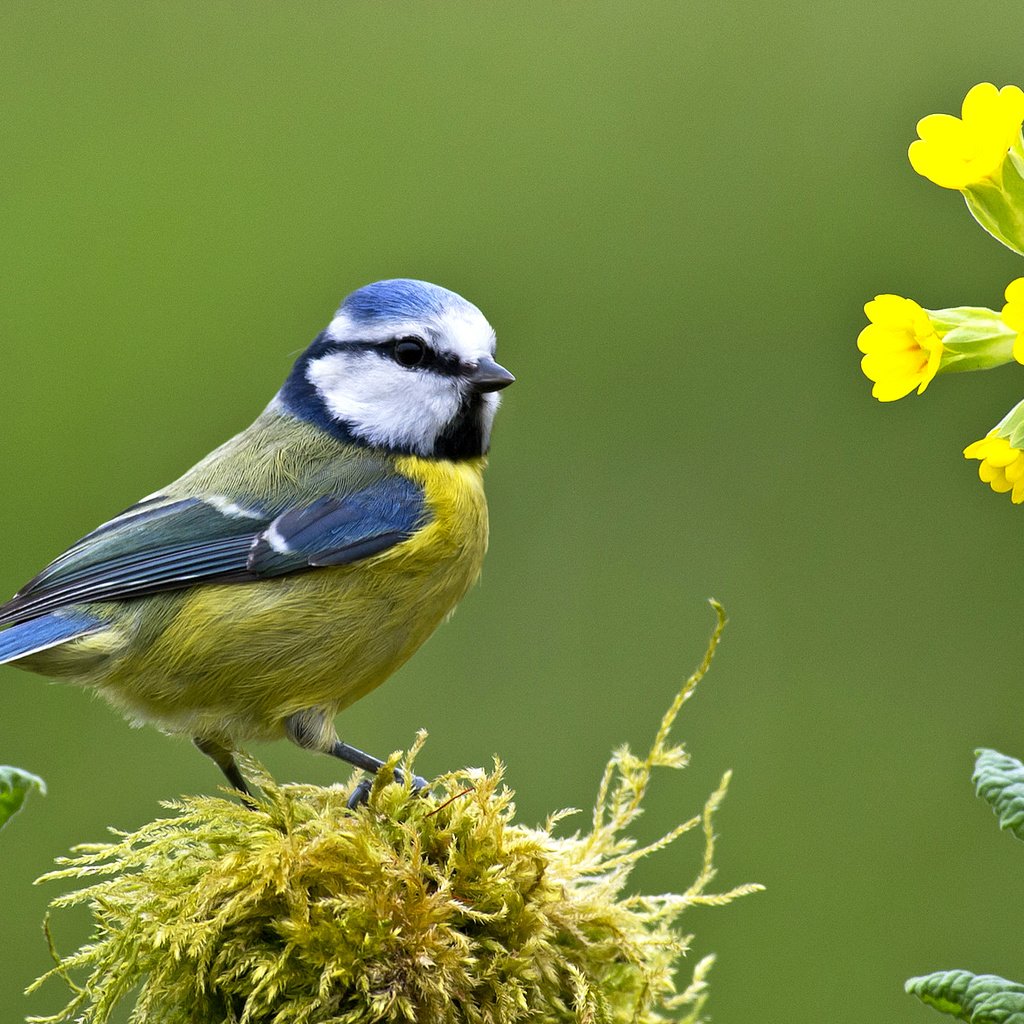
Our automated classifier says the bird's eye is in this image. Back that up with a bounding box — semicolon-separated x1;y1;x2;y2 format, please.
393;337;427;368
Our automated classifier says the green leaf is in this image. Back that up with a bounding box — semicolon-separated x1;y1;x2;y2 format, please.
906;970;1024;1023
0;765;46;829
974;749;1024;842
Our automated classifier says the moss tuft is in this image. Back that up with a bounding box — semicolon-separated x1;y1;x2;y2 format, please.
29;602;760;1024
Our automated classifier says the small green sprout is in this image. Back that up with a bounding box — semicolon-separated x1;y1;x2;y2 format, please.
0;765;46;830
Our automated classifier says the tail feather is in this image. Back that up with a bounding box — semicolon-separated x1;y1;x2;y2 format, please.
0;611;106;664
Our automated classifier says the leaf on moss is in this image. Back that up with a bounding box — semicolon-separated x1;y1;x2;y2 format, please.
974;749;1024;842
906;970;1024;1023
0;765;46;830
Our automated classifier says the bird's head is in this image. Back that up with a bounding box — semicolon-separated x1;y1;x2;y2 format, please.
277;279;514;460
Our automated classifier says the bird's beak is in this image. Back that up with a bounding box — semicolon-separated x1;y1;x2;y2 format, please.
467;356;516;393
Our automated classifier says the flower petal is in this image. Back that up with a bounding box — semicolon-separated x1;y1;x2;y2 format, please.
982;443;1019;468
961;82;1000;123
1005;278;1024;304
909;83;1024;189
870;378;918;402
1004;457;1024;483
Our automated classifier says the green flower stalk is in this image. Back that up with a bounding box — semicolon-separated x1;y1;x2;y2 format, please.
923;305;1017;373
28;603;760;1024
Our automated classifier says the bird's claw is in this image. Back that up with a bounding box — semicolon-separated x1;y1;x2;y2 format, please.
346;777;374;809
346;770;430;809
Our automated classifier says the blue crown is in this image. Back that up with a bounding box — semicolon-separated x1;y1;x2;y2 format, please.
337;279;475;327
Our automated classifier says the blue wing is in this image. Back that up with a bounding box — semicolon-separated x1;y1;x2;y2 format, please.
0;610;107;665
0;476;428;628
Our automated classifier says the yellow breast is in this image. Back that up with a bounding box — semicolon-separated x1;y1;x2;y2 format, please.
92;456;490;741
391;454;489;567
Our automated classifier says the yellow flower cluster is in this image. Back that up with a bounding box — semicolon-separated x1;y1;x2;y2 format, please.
963;433;1024;503
1003;277;1024;363
857;294;945;401
862;83;1024;508
909;83;1024;190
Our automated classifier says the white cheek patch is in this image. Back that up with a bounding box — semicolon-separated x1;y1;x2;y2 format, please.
307;351;463;454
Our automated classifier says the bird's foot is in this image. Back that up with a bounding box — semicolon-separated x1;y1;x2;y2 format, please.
346;777;374;809
346;769;429;809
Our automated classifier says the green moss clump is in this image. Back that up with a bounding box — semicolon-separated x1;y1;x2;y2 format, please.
29;603;760;1024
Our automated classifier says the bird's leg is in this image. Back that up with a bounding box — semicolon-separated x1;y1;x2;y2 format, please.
284;709;428;809
193;736;255;803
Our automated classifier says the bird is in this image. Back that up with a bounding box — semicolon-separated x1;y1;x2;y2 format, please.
0;279;513;806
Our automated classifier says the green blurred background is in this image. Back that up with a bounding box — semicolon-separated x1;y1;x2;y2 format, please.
4;2;1024;1020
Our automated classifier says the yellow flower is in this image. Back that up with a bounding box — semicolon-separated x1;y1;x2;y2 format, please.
909;83;1024;190
1002;277;1024;364
857;294;945;401
963;433;1024;503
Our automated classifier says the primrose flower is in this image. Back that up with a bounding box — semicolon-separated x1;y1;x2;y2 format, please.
857;294;945;401
963;433;1024;503
1002;277;1024;364
909;83;1024;190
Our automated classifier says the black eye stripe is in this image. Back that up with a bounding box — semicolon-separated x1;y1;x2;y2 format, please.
325;339;464;376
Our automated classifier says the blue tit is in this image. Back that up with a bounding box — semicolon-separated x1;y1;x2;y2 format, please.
0;279;514;804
